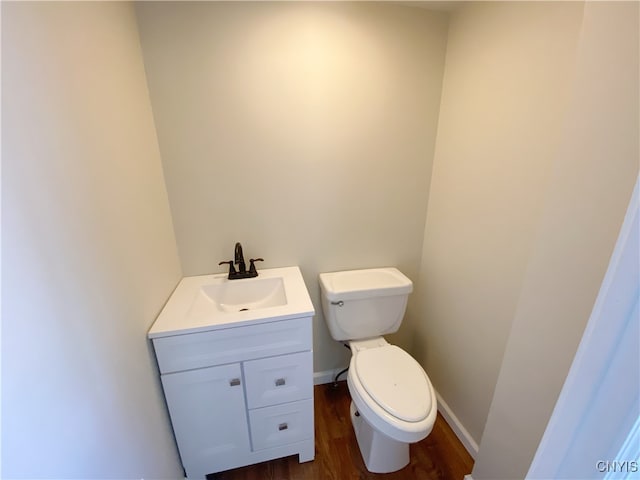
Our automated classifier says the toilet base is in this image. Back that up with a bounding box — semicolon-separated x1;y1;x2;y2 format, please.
350;401;410;473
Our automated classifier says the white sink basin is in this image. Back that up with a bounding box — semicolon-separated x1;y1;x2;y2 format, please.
196;276;287;313
148;266;314;338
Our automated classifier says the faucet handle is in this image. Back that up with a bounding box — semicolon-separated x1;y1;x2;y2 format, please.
218;260;237;277
248;258;264;275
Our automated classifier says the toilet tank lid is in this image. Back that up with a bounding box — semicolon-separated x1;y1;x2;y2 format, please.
319;268;413;302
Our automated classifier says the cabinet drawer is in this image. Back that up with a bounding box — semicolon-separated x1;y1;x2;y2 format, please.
249;399;314;451
244;351;312;409
153;317;312;374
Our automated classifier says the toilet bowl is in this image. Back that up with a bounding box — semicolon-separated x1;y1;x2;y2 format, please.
319;268;438;473
346;337;437;472
348;338;437;442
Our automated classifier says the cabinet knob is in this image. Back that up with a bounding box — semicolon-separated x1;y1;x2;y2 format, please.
275;378;286;387
278;423;288;431
229;378;241;387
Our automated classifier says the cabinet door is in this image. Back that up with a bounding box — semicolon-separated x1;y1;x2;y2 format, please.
161;363;250;479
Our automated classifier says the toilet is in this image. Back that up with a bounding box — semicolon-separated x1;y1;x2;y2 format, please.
319;267;437;473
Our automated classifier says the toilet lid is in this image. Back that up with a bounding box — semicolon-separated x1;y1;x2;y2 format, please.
354;345;431;422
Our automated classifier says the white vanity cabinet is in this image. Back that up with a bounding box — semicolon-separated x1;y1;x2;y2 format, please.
151;315;315;479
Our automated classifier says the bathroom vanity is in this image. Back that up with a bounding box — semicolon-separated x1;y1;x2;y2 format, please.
148;266;315;479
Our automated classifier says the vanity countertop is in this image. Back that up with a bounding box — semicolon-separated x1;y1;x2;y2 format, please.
148;266;315;339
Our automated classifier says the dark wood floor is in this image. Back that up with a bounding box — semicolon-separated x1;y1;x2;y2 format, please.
210;381;474;480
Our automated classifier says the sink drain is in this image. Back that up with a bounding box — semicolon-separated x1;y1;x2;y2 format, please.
239;308;249;312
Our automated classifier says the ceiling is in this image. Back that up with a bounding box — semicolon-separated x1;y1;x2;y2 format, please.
394;1;465;12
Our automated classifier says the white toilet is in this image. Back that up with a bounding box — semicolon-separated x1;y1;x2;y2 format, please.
319;267;437;473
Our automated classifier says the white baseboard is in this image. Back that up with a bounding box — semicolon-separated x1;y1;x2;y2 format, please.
464;475;474;480
313;367;348;385
435;390;479;459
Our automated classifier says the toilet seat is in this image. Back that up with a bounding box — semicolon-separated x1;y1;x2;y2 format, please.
347;340;437;443
354;345;432;422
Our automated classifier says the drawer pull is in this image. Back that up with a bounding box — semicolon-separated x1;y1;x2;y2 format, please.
275;378;286;387
278;423;288;431
229;378;241;387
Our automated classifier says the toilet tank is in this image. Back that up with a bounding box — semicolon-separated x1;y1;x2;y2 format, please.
319;268;413;341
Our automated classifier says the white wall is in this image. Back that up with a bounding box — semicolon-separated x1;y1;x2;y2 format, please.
473;2;639;478
134;1;449;373
414;1;585;444
2;3;183;478
527;178;639;478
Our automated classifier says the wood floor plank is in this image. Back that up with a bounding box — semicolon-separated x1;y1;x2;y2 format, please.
210;382;474;480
